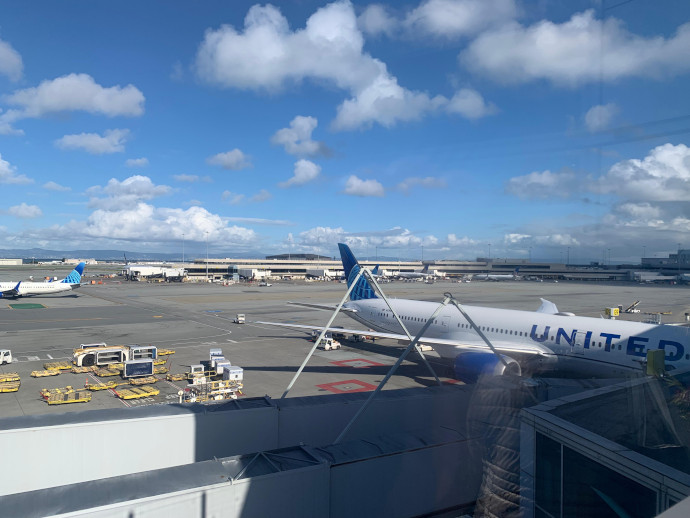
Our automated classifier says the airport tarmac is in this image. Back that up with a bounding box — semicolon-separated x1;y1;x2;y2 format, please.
0;273;688;418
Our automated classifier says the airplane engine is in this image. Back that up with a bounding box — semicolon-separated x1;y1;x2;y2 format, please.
453;351;521;384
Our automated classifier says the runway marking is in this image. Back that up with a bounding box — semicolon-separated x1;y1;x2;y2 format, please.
316;379;377;393
47;354;53;359
330;358;385;368
227;339;238;343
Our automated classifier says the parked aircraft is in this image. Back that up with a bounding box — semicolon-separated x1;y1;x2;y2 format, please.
473;268;520;281
397;264;433;280
259;245;689;382
0;263;85;298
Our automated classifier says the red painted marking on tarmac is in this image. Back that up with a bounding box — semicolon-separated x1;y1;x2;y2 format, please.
316;379;378;393
330;358;385;368
443;379;460;384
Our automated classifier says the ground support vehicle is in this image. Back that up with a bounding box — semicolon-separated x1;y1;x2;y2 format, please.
71;366;98;374
129;375;158;386
0;349;12;365
157;349;175;356
153;358;168;366
31;369;60;378
318;337;341;351
122;359;154;379
165;373;187;382
0;373;20;393
95;368;121;377
153;366;169;374
46;389;91;405
84;380;119;391
44;361;72;371
234;314;245;324
115;386;159;400
179;379;242;403
73;344;157;368
40;386;75;399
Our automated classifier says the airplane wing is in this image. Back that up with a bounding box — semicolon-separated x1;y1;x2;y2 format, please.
254;321;551;357
287;301;358;312
0;282;21;299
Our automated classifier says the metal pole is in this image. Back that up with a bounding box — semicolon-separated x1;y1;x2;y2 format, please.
182;233;185;264
206;232;209;280
335;294;451;444
364;268;442;386
281;268;365;399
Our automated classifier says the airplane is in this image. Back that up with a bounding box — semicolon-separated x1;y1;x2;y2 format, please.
258;244;690;383
472;268;520;281
397;263;433;280
0;262;85;298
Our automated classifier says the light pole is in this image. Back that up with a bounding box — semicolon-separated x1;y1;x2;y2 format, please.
182;233;185;264
421;245;424;262
566;246;570;266
205;232;209;281
488;243;491;260
529;246;532;262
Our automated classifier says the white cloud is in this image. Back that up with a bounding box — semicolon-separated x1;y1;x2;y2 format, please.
271;116;329;156
404;0;516;39
221;190;245;205
357;4;397;37
593;143;690;201
73;203;257;245
505;169;581;199
86;175;171;210
447;233;478;247
533;234;580;247
8;203;42;219
126;157;149;168
503;233;530;245
0;38;23;81
584;103;619;132
343;175;384;197
250;189;272;202
397;176;446;192
0;154;32;184
280;159;321;187
207;149;252;170
43;181;70;192
462;10;690;86
446;88;497;119
195;2;494;130
1;73;144;134
55;129;130;155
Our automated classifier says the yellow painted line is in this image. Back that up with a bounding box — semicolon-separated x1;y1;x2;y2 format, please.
153;315;163;318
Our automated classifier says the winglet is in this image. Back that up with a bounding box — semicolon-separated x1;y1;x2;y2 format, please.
338;243;377;300
537;298;559;314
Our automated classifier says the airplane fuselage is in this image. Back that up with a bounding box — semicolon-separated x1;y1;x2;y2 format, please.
0;281;74;297
343;298;690;377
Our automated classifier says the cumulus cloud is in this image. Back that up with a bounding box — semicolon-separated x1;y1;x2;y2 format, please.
280;159;321;187
227;217;292;226
195;2;495;130
344;175;385;197
8;203;42;219
0;154;32;184
0;38;23;81
446;88;497;119
396;176;446;192
43;181;70;192
505;169;582;199
593;143;690;202
271;116;329;156
55;129;130;154
86;175;171;210
0;73;144;134
222;190;245;205
72;203;257;245
126;157;149;168
584;103;619;132
462;10;690;86
207;149;252;170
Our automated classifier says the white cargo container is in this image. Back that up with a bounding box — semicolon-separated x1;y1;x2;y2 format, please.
223;366;244;382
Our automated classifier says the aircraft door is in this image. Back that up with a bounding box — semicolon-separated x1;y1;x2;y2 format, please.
441;315;450;333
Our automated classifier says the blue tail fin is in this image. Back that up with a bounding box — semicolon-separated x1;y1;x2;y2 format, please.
61;262;85;285
338;243;377;301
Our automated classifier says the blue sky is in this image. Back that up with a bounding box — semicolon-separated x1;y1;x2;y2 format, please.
1;0;689;262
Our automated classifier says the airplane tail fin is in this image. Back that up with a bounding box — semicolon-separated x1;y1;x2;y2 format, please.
60;262;85;285
338;243;377;300
422;264;430;274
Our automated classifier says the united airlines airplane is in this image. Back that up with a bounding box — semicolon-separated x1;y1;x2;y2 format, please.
0;262;85;298
260;245;690;382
